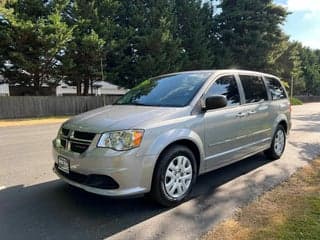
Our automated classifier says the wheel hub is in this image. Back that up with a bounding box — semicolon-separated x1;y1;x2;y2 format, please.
164;156;193;198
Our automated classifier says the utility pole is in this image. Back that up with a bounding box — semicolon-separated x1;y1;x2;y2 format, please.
290;76;294;99
100;57;104;81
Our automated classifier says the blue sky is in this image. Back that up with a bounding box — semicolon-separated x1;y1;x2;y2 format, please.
274;0;320;49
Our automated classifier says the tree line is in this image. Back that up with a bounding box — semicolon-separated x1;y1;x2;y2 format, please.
0;0;319;96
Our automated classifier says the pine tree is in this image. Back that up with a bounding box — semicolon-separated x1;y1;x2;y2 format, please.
214;0;288;71
105;0;184;88
174;0;215;70
0;0;73;95
60;0;119;95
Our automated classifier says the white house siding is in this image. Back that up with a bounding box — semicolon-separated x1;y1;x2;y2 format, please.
0;83;9;96
56;81;127;96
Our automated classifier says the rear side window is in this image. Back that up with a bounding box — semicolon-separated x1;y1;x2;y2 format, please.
206;75;240;106
265;77;287;100
240;75;268;103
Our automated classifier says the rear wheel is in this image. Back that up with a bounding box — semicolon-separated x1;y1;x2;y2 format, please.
265;125;286;160
151;145;197;207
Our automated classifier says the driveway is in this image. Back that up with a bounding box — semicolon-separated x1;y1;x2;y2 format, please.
0;103;319;240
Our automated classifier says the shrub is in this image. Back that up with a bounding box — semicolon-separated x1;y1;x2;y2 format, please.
291;97;303;105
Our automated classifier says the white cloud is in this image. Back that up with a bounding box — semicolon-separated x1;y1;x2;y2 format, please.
275;0;320;49
292;27;320;49
285;0;320;12
302;39;320;49
303;11;317;20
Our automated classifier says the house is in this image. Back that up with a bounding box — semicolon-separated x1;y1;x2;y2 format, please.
56;81;128;96
0;75;9;96
0;76;127;96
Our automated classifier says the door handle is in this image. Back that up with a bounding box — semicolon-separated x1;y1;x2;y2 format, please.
236;112;246;118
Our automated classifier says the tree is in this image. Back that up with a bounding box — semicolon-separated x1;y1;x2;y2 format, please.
60;0;118;95
174;0;216;70
298;46;320;95
105;0;184;89
1;0;319;96
267;39;304;94
214;0;288;71
0;0;73;95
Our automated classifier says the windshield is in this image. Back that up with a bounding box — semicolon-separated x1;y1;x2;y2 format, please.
115;72;212;107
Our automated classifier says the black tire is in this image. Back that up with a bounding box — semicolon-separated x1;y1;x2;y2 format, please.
151;145;197;207
264;125;286;160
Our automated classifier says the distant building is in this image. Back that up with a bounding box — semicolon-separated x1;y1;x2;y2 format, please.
56;81;128;96
0;76;127;96
0;75;9;96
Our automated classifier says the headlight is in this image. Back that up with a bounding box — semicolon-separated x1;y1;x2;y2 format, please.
97;130;144;151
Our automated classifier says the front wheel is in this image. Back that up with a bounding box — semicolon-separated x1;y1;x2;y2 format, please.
151;145;197;207
265;125;286;160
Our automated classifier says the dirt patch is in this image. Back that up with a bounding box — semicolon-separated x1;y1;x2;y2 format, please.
0;117;69;127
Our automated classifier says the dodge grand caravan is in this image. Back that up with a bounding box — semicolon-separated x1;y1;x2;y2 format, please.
53;70;291;206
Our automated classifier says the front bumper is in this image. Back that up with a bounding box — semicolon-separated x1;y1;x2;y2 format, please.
52;140;157;197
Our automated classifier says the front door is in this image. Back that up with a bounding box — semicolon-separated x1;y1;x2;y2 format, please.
204;75;252;171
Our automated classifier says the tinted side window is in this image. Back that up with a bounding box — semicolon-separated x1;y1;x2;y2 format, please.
240;75;268;103
265;77;287;100
207;75;240;106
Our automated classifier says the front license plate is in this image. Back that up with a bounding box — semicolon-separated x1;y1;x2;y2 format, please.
58;156;70;174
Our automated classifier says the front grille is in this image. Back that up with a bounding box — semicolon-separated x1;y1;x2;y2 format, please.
61;139;67;148
70;142;89;153
74;131;95;140
59;128;96;154
61;128;70;136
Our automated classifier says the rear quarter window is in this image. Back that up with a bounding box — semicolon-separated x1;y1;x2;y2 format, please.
264;77;287;100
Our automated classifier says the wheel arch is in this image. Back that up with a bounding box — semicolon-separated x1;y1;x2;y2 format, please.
149;138;203;197
272;114;289;135
278;120;288;134
156;139;201;174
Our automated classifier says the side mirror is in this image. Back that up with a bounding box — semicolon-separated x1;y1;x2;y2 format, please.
205;95;227;110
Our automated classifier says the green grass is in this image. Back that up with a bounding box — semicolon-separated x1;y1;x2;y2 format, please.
291;97;303;105
260;196;320;240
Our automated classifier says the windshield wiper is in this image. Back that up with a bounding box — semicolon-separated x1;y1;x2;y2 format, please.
113;102;151;106
131;102;152;106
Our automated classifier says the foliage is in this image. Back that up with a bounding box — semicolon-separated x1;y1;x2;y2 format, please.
214;0;288;71
270;40;305;95
105;0;185;89
0;0;319;95
59;0;118;95
0;0;73;95
298;46;320;95
290;97;303;105
174;0;216;70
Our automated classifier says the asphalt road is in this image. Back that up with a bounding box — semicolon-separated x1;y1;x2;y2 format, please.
0;103;320;240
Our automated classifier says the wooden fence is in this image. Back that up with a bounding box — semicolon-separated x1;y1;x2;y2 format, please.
1;95;319;119
296;96;320;103
0;95;123;119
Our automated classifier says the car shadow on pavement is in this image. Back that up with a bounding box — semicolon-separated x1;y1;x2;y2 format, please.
0;154;273;240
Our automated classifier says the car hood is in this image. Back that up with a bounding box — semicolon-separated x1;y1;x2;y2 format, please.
63;105;189;133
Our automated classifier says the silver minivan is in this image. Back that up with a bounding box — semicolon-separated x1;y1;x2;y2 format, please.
53;70;291;206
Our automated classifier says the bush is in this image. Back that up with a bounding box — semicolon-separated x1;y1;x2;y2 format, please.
291;97;303;105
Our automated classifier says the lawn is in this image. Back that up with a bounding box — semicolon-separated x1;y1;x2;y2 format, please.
202;159;320;240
